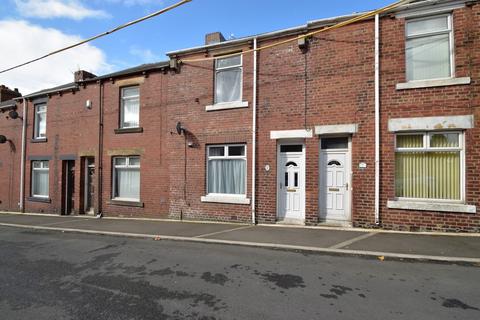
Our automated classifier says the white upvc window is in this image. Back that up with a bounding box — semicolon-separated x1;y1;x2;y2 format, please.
207;144;246;196
214;54;242;104
31;160;49;198
395;131;464;202
120;86;140;128
112;156;140;201
34;104;47;139
405;14;454;81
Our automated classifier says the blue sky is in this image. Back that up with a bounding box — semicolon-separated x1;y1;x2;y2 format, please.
0;0;393;94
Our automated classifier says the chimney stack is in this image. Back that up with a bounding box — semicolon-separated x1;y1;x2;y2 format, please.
74;70;97;83
205;32;225;45
0;85;22;102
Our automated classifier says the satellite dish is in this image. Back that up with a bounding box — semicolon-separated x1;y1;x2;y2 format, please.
8;110;19;119
0;135;7;144
176;122;184;135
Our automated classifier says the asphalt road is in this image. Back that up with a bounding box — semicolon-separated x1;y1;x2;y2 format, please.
0;226;479;320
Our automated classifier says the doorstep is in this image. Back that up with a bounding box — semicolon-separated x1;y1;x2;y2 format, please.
317;219;353;228
276;218;305;226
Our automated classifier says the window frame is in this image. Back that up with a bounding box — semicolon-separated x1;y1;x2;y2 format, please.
119;86;140;129
112;156;141;202
320;137;349;150
394;131;465;203
214;54;243;105
31;160;49;198
405;13;455;82
33;103;47;139
206;144;247;197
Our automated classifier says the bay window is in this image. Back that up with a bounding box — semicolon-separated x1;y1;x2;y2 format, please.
112;156;140;201
207;145;246;195
395;132;463;201
406;14;453;81
215;55;242;104
120;86;140;128
31;160;49;198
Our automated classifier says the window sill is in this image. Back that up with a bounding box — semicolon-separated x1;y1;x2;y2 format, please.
27;197;51;203
114;127;143;134
30;138;47;143
205;101;249;112
201;195;251;205
107;199;144;207
387;200;476;214
396;77;471;90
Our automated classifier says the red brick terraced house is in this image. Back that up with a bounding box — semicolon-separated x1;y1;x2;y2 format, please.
0;0;479;232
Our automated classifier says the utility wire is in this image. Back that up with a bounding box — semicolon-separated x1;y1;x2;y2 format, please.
180;0;416;63
0;0;192;75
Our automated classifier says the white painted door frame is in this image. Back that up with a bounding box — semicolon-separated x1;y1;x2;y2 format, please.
318;136;352;225
276;140;306;224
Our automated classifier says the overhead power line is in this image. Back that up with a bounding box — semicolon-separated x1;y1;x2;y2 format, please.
180;0;416;63
0;0;192;75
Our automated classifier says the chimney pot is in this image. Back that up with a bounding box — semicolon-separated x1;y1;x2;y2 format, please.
205;32;225;45
74;70;97;83
0;84;22;102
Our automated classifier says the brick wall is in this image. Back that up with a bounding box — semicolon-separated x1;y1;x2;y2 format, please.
255;20;376;225
0;104;22;212
165;49;254;222
101;72;170;218
24;85;100;214
0;2;478;232
376;4;480;232
20;72;171;218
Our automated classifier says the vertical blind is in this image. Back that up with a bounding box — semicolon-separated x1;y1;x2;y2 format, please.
395;134;461;200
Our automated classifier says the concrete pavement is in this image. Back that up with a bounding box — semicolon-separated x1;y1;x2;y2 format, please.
1;212;480;264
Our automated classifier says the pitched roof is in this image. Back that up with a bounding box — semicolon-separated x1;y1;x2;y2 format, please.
0;99;17;111
23;61;170;99
22;82;78;99
87;61;169;82
166;0;471;57
17;0;477;99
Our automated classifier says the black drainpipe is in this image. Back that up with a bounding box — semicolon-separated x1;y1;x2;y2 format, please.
97;80;104;217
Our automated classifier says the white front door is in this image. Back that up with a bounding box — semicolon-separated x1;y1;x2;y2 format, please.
277;144;305;222
320;150;351;222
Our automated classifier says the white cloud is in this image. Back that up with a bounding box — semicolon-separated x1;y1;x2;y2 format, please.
0;20;112;95
14;0;108;20
129;46;161;62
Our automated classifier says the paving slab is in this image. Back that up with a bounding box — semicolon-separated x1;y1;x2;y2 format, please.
204;225;366;248
344;233;480;258
0;214;91;226
2;213;480;262
37;217;246;238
